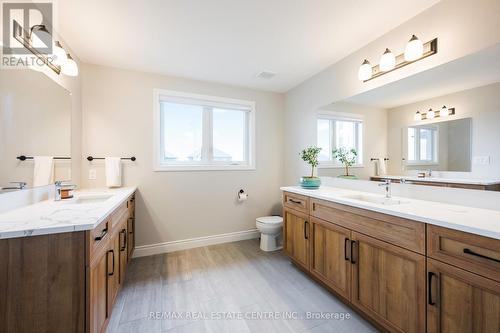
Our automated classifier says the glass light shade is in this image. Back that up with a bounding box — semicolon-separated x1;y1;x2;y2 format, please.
427;108;435;119
358;59;372;81
414;111;422;121
62;53;78;76
52;41;67;66
404;35;424;61
440;105;449;117
379;48;396;71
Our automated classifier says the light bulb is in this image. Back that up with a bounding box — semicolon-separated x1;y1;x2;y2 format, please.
440;105;449;117
358;59;372;81
427;108;435;119
52;41;67;66
414;111;422;121
62;53;78;76
404;35;424;61
379;48;395;71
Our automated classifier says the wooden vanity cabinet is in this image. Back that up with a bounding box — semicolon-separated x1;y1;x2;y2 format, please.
283;207;310;270
127;195;135;260
88;241;109;333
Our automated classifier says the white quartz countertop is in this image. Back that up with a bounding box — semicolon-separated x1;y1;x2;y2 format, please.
281;186;500;240
373;175;500;185
0;187;136;239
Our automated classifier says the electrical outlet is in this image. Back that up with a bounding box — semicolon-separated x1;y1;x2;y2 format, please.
88;168;97;180
473;156;491;165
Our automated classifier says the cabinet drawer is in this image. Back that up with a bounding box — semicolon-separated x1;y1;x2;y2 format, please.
283;192;309;214
89;218;110;259
111;202;128;230
428;225;500;281
311;198;425;254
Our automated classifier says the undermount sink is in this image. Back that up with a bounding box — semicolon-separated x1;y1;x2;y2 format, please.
342;194;409;206
73;194;114;204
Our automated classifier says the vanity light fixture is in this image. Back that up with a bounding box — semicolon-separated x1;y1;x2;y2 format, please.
11;20;78;76
414;107;455;121
379;48;396;71
358;36;437;82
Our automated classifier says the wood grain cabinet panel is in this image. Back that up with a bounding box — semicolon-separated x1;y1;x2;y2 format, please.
428;225;500;282
309;217;352;300
427;258;500;333
284;207;310;270
107;232;120;315
350;232;426;333
119;224;128;284
0;232;85;333
283;191;310;214
88;248;109;333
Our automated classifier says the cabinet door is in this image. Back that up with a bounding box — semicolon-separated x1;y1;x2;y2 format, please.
283;208;309;270
119;226;128;284
351;232;426;333
310;217;351;299
127;217;135;260
107;234;120;314
427;258;500;333
89;250;108;333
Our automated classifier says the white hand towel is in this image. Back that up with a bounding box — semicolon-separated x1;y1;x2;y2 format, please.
33;156;54;187
105;157;122;188
378;158;387;176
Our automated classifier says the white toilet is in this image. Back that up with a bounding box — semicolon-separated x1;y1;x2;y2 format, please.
256;216;283;252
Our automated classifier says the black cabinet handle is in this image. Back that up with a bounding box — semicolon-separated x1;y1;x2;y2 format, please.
350;240;356;264
344;238;350;261
463;248;500;263
304;221;308;239
428;272;436;305
289;199;302;204
108;250;115;276
94;228;108;241
120;229;127;251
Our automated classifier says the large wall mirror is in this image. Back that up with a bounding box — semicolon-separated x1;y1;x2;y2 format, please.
317;43;500;188
0;69;71;193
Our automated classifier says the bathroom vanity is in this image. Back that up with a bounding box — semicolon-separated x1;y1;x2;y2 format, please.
281;187;500;333
0;188;136;333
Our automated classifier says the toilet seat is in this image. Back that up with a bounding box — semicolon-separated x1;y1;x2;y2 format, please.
256;216;283;224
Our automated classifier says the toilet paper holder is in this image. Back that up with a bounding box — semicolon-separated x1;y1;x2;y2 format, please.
238;189;248;201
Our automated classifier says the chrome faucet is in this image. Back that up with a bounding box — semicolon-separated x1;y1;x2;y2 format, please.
378;179;392;199
427;169;432;177
1;181;27;191
55;181;63;201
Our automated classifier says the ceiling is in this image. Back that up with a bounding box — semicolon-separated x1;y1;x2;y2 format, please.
342;44;500;109
57;0;440;92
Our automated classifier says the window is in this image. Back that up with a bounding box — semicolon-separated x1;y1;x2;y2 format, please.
154;90;255;171
317;114;363;167
407;126;438;165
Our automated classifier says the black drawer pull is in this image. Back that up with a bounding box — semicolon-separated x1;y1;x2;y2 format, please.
350;240;356;264
289;198;302;205
120;229;127;251
108;250;115;276
304;221;308;239
94;228;108;241
428;272;436;305
463;248;500;263
344;238;350;261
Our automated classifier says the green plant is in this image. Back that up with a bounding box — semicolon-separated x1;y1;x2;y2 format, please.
300;146;322;178
332;147;358;176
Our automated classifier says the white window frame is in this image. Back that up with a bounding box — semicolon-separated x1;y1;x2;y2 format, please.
317;112;364;169
153;89;255;171
405;125;439;166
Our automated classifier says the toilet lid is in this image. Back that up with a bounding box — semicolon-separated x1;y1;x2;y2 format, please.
256;216;283;224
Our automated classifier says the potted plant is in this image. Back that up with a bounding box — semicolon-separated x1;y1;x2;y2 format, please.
332;147;359;179
299;146;322;189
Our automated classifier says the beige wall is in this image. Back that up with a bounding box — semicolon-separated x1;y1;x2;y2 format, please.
0;69;71;187
284;0;500;184
81;64;285;246
387;82;500;178
317;102;388;180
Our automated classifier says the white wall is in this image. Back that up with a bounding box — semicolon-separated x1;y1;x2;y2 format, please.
387;82;500;178
284;0;500;184
317;102;387;180
81;64;285;247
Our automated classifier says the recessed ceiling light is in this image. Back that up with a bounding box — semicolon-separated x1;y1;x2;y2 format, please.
256;71;276;79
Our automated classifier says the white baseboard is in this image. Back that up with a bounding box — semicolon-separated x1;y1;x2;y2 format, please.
133;228;260;258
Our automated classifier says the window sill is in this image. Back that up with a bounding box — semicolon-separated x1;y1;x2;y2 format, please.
318;164;365;169
154;164;255;172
